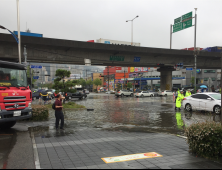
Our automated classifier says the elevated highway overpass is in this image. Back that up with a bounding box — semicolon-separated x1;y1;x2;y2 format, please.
0;33;221;90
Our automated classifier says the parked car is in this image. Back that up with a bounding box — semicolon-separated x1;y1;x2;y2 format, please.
135;91;155;98
106;90;115;94
148;90;159;96
115;90;134;97
66;92;87;100
183;93;221;114
32;92;40;100
84;89;90;94
158;90;173;96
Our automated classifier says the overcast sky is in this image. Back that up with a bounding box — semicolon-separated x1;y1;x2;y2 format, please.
0;0;221;50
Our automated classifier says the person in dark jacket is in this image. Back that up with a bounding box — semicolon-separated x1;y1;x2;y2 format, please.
55;94;65;130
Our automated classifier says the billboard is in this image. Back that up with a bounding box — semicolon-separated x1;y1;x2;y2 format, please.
116;67;128;73
130;67;157;73
130;67;148;72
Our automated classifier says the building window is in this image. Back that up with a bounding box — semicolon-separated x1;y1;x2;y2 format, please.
204;78;208;81
212;77;216;81
204;70;216;73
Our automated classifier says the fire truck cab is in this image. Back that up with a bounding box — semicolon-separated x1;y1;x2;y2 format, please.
0;60;32;129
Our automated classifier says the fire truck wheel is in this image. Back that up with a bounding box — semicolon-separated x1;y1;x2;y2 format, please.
0;121;16;129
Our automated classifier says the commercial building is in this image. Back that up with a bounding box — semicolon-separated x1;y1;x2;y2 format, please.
96;38;140;46
186;69;221;88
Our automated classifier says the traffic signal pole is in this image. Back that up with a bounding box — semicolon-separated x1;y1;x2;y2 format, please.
108;67;110;91
194;8;197;93
170;24;172;49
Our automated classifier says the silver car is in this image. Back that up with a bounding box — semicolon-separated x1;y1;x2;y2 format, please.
115;90;134;97
135;91;155;98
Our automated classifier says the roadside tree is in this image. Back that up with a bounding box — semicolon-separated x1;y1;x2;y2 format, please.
127;82;133;89
52;69;76;103
93;78;102;91
86;79;93;89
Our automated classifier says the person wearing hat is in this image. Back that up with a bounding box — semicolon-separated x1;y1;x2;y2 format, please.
175;90;184;110
185;89;192;97
40;91;48;105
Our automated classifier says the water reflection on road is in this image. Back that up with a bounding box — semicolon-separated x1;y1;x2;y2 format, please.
32;93;221;136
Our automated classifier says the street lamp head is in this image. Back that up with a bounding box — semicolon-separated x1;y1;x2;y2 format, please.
136;15;139;18
0;25;6;30
126;21;128;22
194;8;197;11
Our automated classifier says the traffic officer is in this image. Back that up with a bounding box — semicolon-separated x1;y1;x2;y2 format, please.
185;89;192;97
175;90;184;111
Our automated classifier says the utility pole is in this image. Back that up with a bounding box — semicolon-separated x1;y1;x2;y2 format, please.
108;67;110;91
124;69;126;89
170;24;173;49
220;52;222;124
194;8;197;93
17;0;21;64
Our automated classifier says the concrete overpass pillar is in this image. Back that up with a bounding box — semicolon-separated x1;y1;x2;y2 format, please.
157;67;175;91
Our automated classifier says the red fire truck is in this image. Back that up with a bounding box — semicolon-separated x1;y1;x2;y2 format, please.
0;60;32;129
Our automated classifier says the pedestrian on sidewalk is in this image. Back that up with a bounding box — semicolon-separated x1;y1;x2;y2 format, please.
55;94;65;130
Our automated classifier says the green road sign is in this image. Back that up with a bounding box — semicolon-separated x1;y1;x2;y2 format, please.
182;11;192;21
173;22;182;33
174;17;181;24
110;56;124;61
173;11;193;33
182;19;192;29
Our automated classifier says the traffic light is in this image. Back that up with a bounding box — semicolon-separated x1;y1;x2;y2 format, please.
99;74;104;77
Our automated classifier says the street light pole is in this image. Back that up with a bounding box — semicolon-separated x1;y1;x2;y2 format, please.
126;15;139;46
170;24;172;49
17;0;21;64
194;8;197;93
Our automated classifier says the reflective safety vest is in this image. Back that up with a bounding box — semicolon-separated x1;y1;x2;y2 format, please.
176;94;184;108
185;92;191;97
219;88;221;94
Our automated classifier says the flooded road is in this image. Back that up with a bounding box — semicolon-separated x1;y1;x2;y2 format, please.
32;93;220;136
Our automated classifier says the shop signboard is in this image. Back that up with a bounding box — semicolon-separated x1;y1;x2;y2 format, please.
116;67;128;73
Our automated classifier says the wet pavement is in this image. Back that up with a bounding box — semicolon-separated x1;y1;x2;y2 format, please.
31;93;221;135
1;93;221;169
24;93;222;169
0;124;35;169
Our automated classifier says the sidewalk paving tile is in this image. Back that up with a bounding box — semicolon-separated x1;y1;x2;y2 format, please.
33;129;222;169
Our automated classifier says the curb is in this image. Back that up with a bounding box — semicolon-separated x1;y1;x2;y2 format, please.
27;125;41;169
176;135;187;139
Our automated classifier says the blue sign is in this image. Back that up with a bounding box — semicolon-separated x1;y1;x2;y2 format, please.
134;57;140;62
186;68;193;71
33;76;39;79
31;65;42;69
104;41;110;44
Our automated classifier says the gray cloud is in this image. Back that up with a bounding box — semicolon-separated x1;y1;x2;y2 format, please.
1;0;221;50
